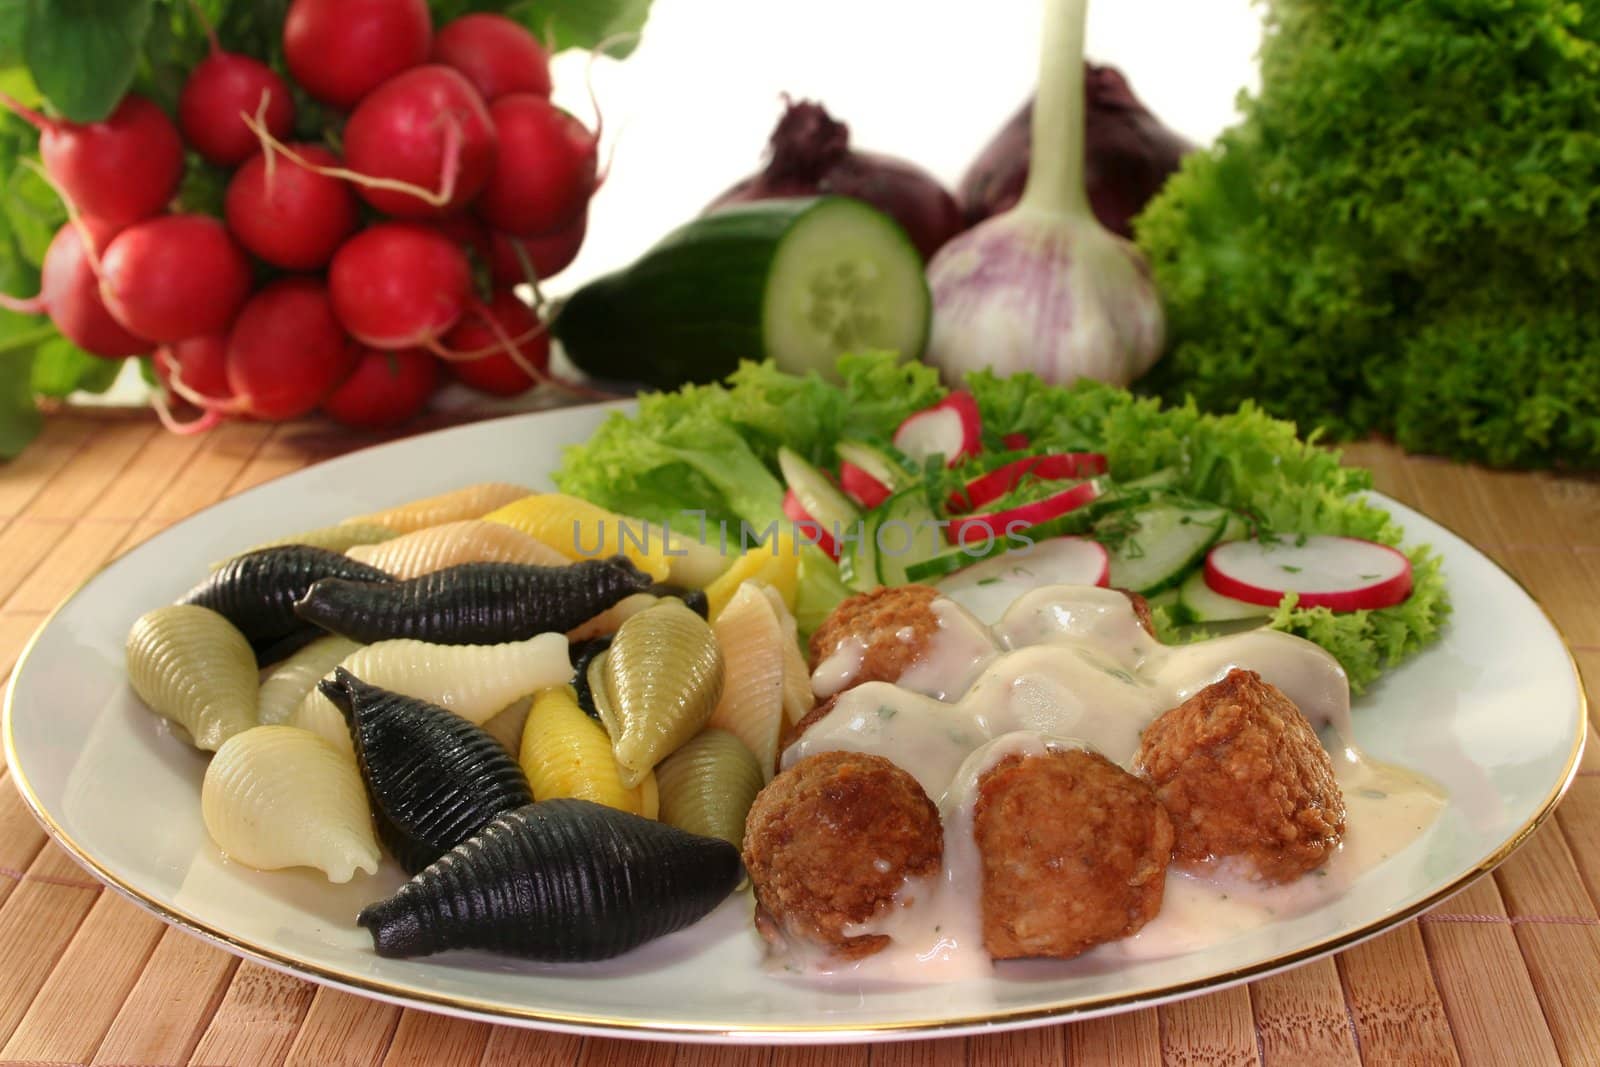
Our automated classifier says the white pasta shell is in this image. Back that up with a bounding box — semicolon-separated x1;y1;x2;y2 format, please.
759;584;814;727
708;583;787;780
346;520;567;578
125;604;257;751
202;725;380;882
295;631;573;734
257;635;362;726
566;592;661;642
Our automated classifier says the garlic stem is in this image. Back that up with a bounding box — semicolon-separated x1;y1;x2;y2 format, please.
1019;0;1092;219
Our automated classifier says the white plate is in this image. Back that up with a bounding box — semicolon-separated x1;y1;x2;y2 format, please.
3;404;1586;1044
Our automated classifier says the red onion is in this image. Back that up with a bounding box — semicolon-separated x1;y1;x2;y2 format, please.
707;98;965;261
958;63;1193;238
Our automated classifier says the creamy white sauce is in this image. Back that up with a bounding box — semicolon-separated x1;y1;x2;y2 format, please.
810;637;866;699
778;584;1445;984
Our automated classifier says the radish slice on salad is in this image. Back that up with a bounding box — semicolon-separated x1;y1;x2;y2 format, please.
1204;535;1413;611
838;461;891;509
1001;432;1030;450
782;489;840;559
937;537;1109;623
834;440;906;509
946;479;1100;546
948;452;1109;512
892;391;981;467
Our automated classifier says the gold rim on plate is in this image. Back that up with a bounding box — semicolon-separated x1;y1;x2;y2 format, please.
2;490;1588;1040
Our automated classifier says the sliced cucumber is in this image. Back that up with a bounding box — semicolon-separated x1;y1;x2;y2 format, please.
840;507;880;592
874;488;945;588
1178;569;1273;624
1105;504;1227;595
777;447;860;533
555;197;930;388
1218;512;1254;543
1145;587;1187;625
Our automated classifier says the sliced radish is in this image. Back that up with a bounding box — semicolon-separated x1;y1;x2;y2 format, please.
893;391;981;467
946;479;1101;546
839;461;891;509
777;447;859;559
783;489;840;559
1001;432;1030;451
937;537;1110;623
1204;535;1413;611
948;452;1109;513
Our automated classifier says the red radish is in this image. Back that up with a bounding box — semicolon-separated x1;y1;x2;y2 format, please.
342;65;497;218
946;479;1101;546
783;489;841;560
224;144;358;269
429;214;492;262
328;223;472;349
430;14;552;102
0;219;152;358
154;335;233;403
487;209;587;285
322;347;440;427
2;93;182;227
100;215;253;342
442;290;548;396
225;278;356;419
948;452;1108;512
893;391;982;467
475;94;598;237
1001;432;1031;450
939;538;1110;615
179;49;294;166
283;0;432;110
838;460;891;509
1204;536;1414;611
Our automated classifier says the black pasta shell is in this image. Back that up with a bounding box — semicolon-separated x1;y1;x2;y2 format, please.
181;545;391;663
357;798;743;961
647;583;709;619
294;557;651;646
568;635;614;721
319;668;533;875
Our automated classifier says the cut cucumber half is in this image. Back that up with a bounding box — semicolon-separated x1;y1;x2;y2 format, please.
555;197;929;388
777;447;860;535
764;199;930;380
1105;504;1227;595
1178;569;1272;623
874;488;945;588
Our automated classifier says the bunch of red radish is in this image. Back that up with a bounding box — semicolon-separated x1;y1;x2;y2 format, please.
0;0;600;431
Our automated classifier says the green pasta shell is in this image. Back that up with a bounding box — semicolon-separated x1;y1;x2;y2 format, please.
654;728;763;849
593;600;724;788
126;605;258;751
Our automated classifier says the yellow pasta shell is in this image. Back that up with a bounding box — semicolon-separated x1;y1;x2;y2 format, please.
705;528;801;619
483;493;672;581
343;482;531;533
707;583;787;780
519;686;655;817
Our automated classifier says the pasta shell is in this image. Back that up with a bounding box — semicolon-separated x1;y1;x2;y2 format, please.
320;669;533;874
342;483;532;534
704;529;801;618
707;583;787;779
762;585;815;726
569;636;613;719
227;522;399;562
296;631;572;730
126;605;257;751
482;493;673;582
655;728;763;849
566;585;709;643
289;687;354;759
202;725;379;882
594;600;724;788
520;685;656;816
357;799;741;960
293;558;651;645
257;635;363;726
180;545;391;662
346;520;567;578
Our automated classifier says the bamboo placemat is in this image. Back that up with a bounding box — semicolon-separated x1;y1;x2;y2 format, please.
0;412;1595;1067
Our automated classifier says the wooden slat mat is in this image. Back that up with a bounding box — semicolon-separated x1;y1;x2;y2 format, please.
0;415;1595;1067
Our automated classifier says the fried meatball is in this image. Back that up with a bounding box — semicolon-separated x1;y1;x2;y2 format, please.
1136;668;1345;883
742;750;943;960
808;585;940;695
975;749;1174;960
1117;588;1157;638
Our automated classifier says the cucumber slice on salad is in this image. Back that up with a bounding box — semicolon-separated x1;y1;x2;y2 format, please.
873;488;946;588
1178;569;1272;624
777;447;860;534
1105;504;1228;595
555;197;930;387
